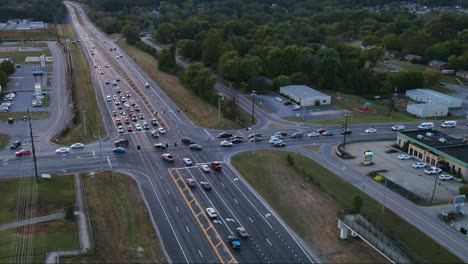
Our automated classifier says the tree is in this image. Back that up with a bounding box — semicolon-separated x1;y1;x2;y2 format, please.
363;46;385;68
351;195;363;213
389;71;424;92
0;61;15;75
158;45;176;73
64;206;76;221
153;23;176;44
122;23;140;45
272;75;291;90
183;62;217;104
178;39;202;60
381;34;400;50
202;30;224;67
423;68;442;87
0;71;8;87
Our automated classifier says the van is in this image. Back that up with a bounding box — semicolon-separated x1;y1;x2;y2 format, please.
417;122;434;130
440;121;456;128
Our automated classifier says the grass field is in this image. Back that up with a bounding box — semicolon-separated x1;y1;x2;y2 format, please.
0;220;79;263
0;50;51;65
0;112;50;121
116;40;247;130
0;28;59;41
54;24;104;145
231;150;462;263
63;171;167;263
0;134;9;150
0;175;75;224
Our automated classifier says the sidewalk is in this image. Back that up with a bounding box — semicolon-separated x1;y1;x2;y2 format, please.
0;213;64;231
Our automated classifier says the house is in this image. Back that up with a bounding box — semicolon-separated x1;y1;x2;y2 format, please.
428;60;447;70
404;54;423;63
456;70;468;83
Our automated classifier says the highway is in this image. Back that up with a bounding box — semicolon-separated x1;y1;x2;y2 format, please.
0;1;467;263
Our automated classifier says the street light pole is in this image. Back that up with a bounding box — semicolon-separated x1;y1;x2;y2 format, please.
218;96;221;123
342;111;350;149
251;91;256;127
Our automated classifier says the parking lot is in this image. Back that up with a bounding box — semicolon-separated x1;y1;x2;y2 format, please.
252;94;343;120
3;64;48;113
340;141;464;202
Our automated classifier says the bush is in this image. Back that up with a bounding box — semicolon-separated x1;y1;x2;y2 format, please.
65;206;76;221
459;185;468;196
286;154;294;165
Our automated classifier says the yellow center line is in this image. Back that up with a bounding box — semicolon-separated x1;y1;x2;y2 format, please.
168;168;237;264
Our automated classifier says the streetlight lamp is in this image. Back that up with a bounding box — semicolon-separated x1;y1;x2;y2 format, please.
218;94;224;123
251;90;256;127
342;111;351;149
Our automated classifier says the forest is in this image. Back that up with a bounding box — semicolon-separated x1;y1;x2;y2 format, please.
0;0;67;22
81;0;468;96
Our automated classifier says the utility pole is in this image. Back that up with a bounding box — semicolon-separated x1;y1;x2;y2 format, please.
28;109;39;183
342;111;351;149
302;99;306;121
430;174;439;204
83;110;87;136
251;91;256;127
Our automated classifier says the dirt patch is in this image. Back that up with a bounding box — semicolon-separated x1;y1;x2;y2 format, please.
231;151;388;263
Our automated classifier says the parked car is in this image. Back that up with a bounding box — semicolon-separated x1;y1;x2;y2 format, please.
283;101;292;105
438;174;453;181
151;131;159;138
385;148;398;153
424;167;442;175
186;178;195;187
411;162;427;168
158;127;166;134
293;105;301;110
398;154;412;160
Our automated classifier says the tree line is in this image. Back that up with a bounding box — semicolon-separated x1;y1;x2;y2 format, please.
0;0;67;23
0;61;15;88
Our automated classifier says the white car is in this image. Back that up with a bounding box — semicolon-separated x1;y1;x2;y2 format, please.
275;97;283;102
70;143;84;149
438;174;453;181
182;158;193;166
293;105;301;110
424;167;442;175
55;147;71;154
105;79;110;84
206;207;217;218
411;162;427;168
106;95;112;102
365;128;377;133
271;134;283;140
158;127;166;134
269;138;283;144
398;154;411;160
391;125;405;131
145;82;150;88
307;132;320;137
220;140;233;147
200;164;211;173
135;124;142;131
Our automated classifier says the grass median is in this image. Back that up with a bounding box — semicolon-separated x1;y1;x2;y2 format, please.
54;24;103;145
231;150;461;263
116;40;248;130
63;171;167;263
0;134;9;150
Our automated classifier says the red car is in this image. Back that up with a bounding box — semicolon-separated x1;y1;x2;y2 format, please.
15;150;32;157
315;128;326;134
283;101;292;105
211;161;222;171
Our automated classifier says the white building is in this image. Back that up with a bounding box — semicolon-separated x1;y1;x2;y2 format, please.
406;103;448;118
405;89;462;108
279;85;331;106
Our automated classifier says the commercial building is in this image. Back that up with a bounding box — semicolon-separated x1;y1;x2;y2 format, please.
397;130;468;179
279;85;331;106
406;103;448;118
405;89;462;108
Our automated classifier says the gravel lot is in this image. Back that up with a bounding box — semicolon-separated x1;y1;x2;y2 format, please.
340;140;464;202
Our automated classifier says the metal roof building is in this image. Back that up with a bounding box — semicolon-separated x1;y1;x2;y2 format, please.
406;103;448;118
279;85;331;106
405;89;462;108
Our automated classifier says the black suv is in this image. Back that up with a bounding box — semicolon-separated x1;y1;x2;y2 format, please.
10;140;21;149
181;137;194;144
218;132;233;139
